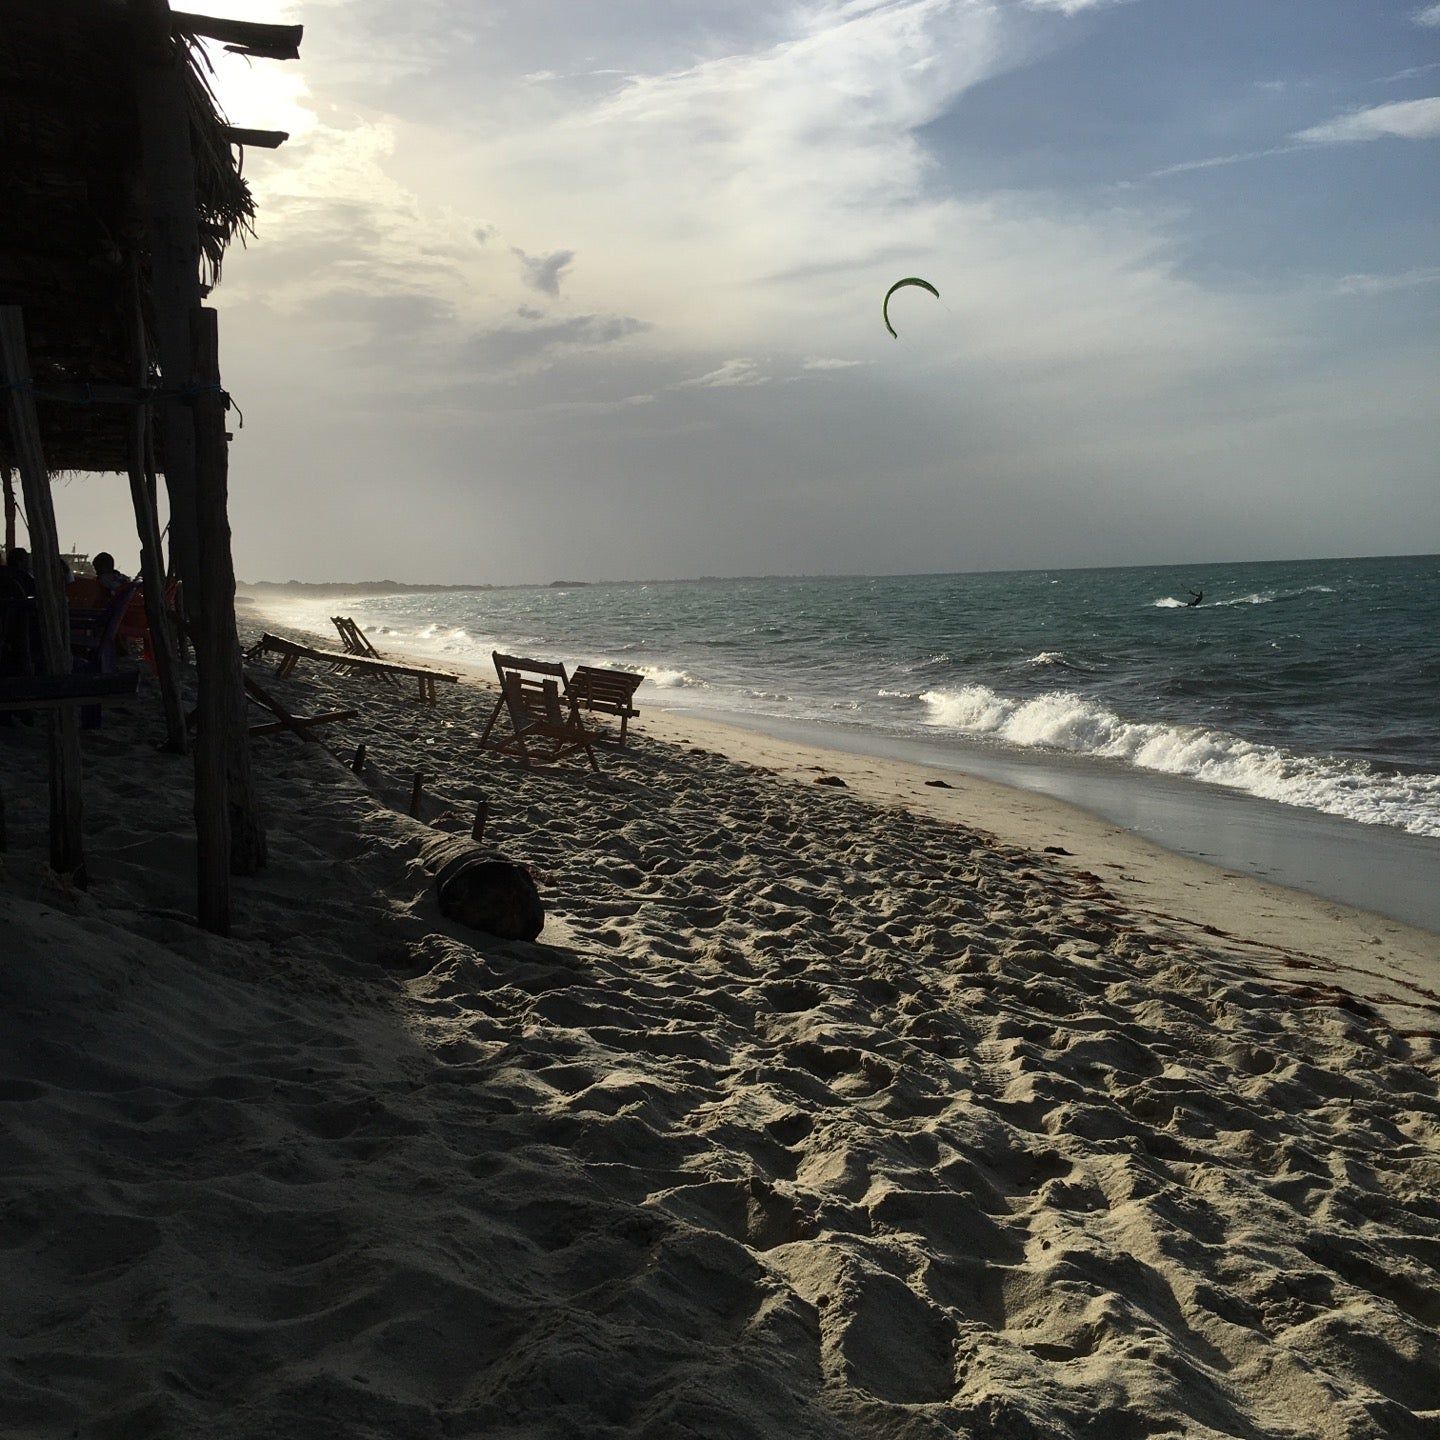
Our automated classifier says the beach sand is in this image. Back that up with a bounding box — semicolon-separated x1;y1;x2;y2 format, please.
2;603;1438;1438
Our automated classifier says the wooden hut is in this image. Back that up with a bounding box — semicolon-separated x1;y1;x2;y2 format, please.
0;0;302;933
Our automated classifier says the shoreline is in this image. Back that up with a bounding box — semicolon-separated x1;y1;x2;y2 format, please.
249;587;1440;934
247;596;1440;1036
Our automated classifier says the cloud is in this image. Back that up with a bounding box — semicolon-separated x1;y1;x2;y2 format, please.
1022;0;1132;12
1294;96;1440;144
803;357;864;370
1149;144;1300;178
464;313;648;369
514;247;576;296
1415;3;1440;26
1334;268;1440;296
678;358;769;388
1152;96;1440;178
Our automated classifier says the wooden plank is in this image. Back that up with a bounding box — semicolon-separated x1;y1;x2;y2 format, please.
0;307;86;883
248;708;356;738
253;633;459;684
170;10;303;59
0;672;141;711
222;126;290;150
242;674;310;741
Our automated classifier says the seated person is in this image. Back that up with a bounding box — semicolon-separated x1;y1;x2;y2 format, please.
92;551;132;595
1;545;36;597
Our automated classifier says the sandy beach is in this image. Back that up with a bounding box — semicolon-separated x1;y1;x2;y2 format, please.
3;600;1439;1438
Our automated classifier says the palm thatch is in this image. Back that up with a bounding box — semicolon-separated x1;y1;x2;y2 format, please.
0;0;256;472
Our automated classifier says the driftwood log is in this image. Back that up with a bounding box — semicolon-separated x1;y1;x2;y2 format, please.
422;834;544;942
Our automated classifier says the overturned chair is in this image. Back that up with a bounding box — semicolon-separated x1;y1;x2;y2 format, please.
479;652;600;771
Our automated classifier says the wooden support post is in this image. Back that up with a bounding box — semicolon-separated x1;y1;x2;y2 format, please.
471;798;488;844
2;460;15;555
133;0;227;928
351;742;366;773
132;0;267;926
0;307;86;884
127;254;187;755
193;307;266;873
409;772;426;819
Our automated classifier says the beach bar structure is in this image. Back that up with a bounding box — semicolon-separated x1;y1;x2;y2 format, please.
0;0;301;931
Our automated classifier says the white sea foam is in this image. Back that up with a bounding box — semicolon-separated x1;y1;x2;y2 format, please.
639;665;705;689
919;684;1440;836
1154;585;1339;609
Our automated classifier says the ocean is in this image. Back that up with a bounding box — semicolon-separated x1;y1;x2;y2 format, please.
281;554;1440;842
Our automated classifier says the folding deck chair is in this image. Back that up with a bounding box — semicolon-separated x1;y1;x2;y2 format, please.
329;616;399;687
567;664;644;746
479;652;600;771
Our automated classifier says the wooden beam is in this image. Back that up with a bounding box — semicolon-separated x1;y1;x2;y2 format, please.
248;709;356;739
0;307;86;884
170;11;303;60
2;461;15;554
223;126;290;150
133;0;231;930
127;251;188;756
243;674;309;741
1;673;141;711
193;308;267;871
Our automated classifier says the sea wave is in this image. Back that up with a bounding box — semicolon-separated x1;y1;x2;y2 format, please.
1154;586;1337;609
637;665;706;689
918;684;1440;836
1019;650;1097;673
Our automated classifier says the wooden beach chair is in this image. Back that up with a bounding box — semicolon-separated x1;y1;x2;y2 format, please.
479;652;600;771
567;664;645;746
329;615;399;687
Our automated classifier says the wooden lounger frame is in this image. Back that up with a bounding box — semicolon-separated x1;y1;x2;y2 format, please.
247;632;458;705
479;652;600;771
568;664;644;746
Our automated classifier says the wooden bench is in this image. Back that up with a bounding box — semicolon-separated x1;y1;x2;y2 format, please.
567;664;644;746
247;632;459;705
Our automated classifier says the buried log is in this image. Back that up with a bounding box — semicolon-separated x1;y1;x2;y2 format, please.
435;851;543;940
423;834;544;942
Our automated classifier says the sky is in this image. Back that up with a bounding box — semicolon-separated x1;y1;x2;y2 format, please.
46;0;1440;583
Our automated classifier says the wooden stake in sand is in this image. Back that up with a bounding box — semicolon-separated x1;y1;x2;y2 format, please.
409;772;426;819
472;798;489;844
351;742;367;774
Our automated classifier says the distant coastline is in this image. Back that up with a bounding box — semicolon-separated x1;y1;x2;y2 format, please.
237;580;497;597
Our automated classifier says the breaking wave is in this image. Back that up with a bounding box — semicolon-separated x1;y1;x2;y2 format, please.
1153;586;1338;609
919;684;1440;837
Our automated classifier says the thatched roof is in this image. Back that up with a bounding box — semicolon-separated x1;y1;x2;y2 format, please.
0;0;258;473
